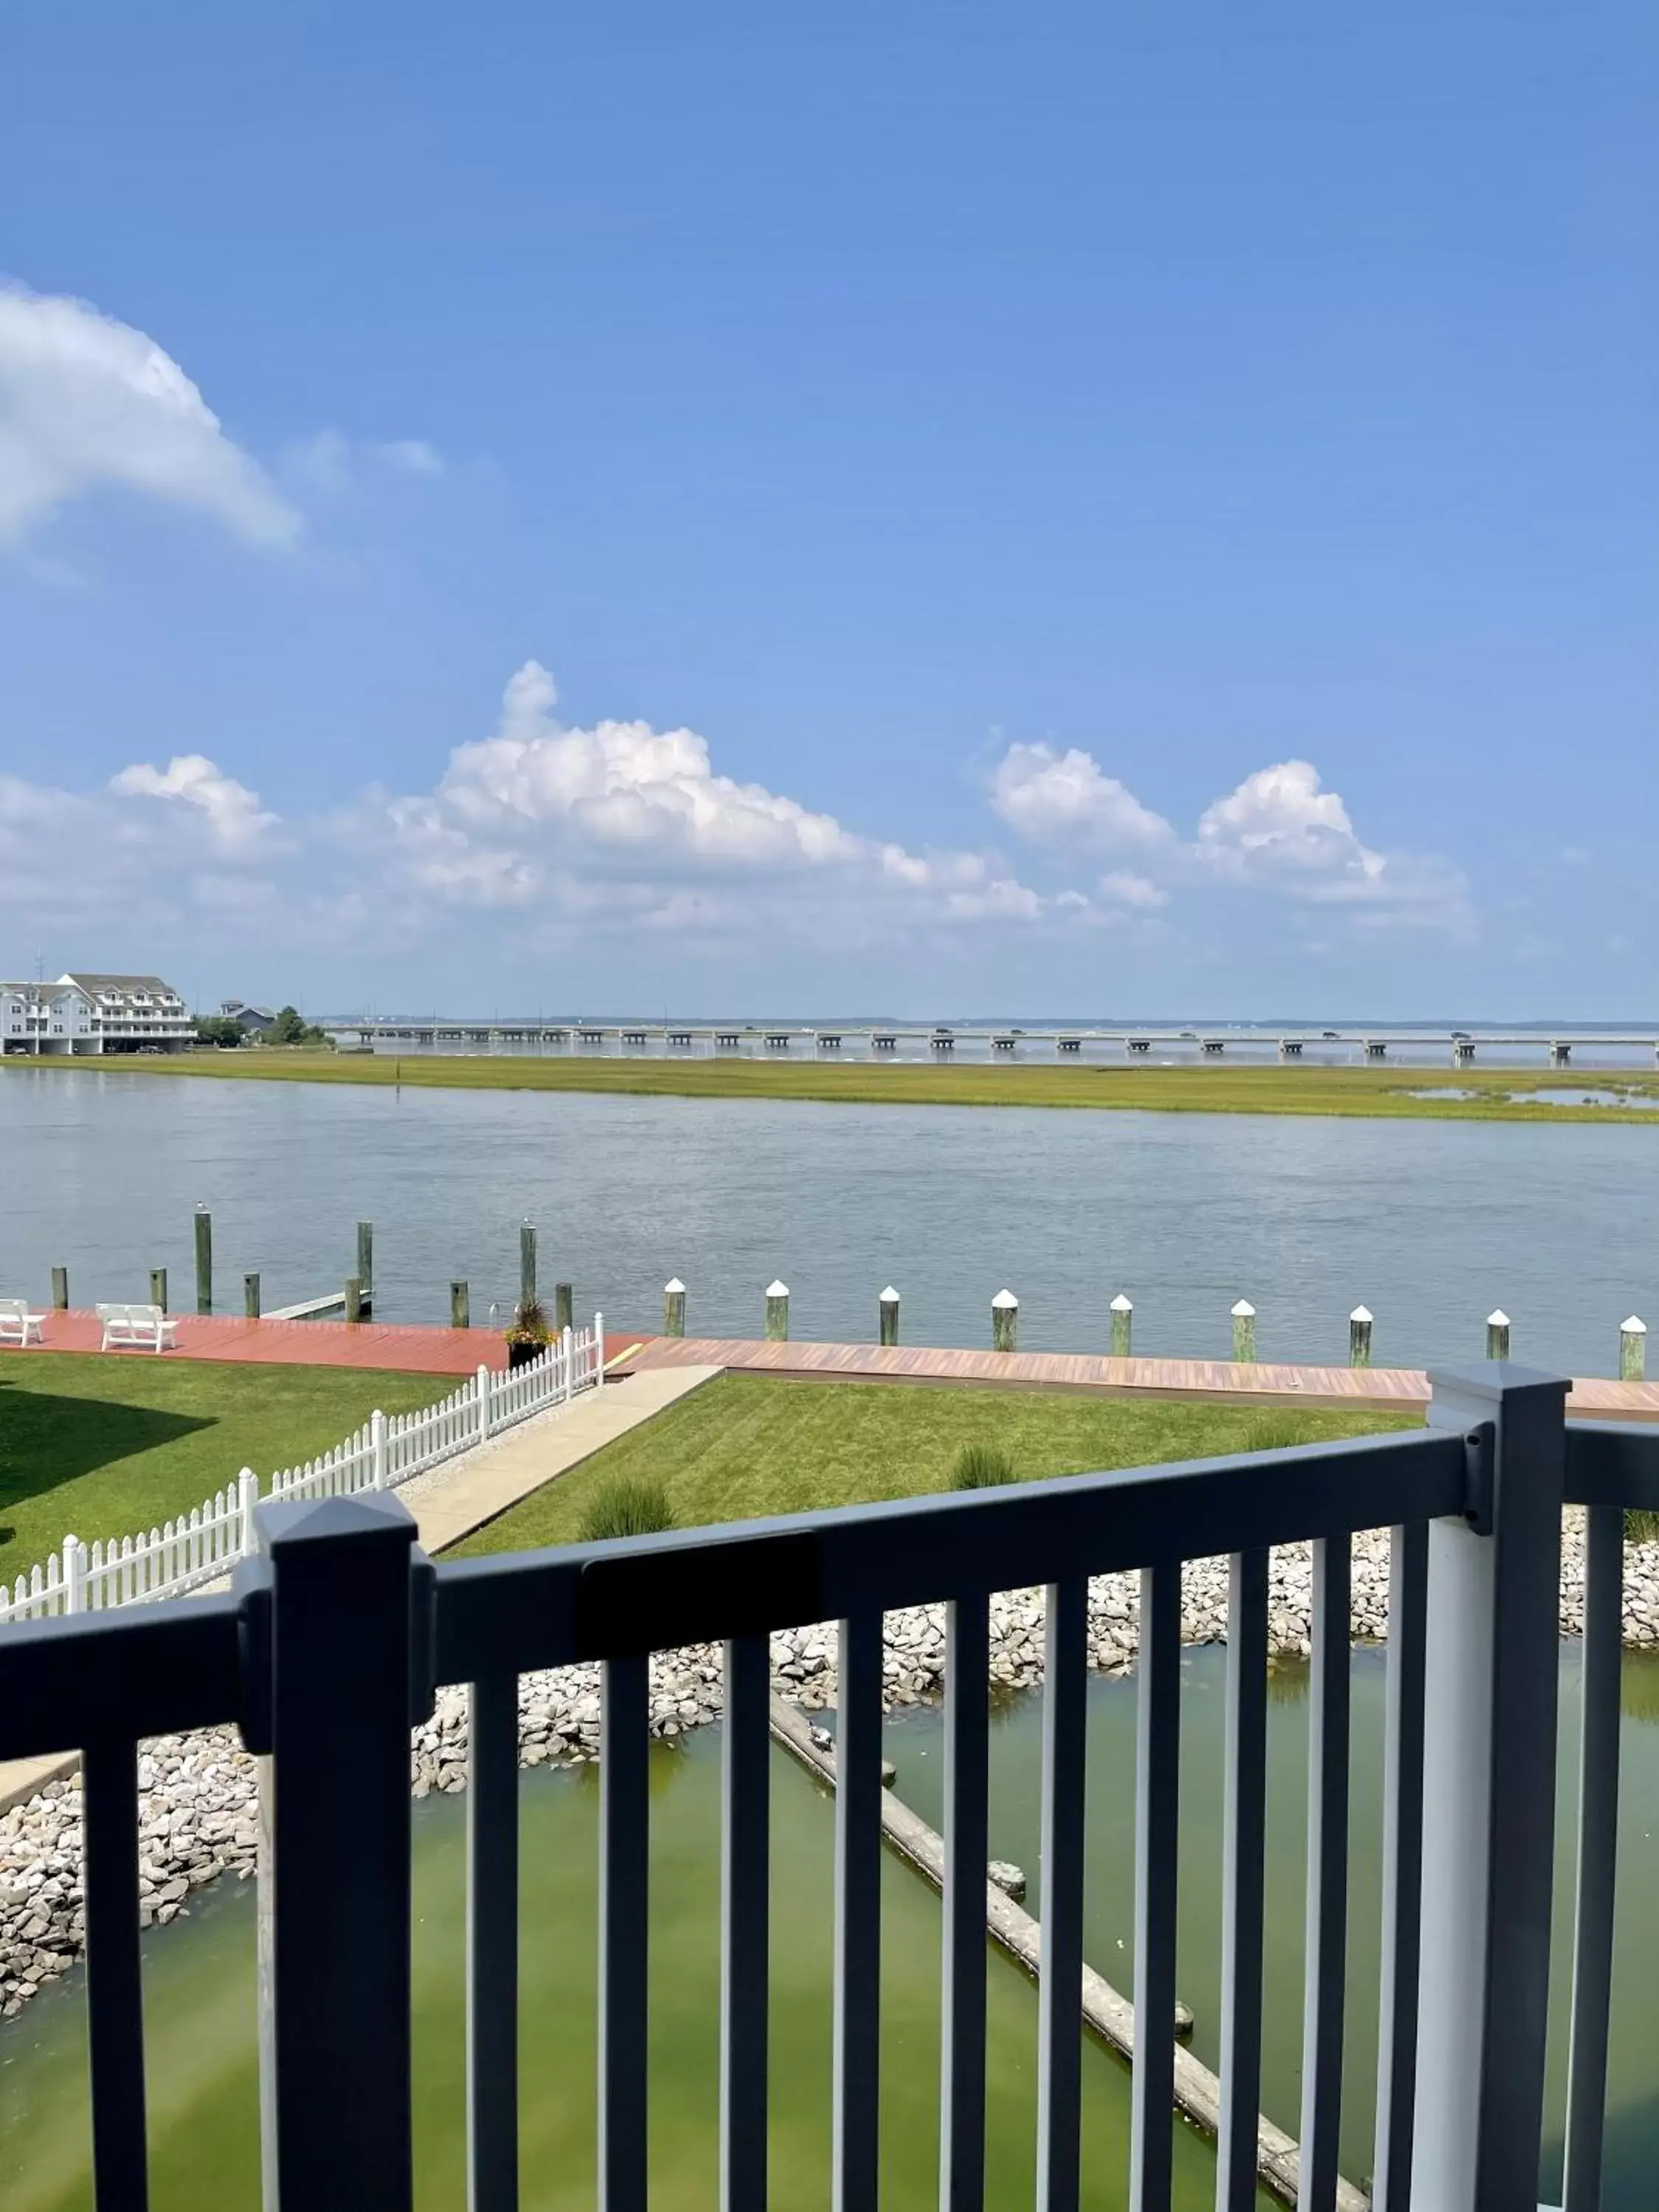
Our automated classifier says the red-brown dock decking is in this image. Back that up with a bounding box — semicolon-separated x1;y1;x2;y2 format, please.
1;1310;512;1374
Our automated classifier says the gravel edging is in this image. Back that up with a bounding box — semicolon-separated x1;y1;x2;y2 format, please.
4;1517;1652;2021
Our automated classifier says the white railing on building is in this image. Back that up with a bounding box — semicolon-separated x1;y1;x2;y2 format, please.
0;1315;604;1628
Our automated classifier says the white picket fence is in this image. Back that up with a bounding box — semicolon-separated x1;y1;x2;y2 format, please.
0;1315;605;1628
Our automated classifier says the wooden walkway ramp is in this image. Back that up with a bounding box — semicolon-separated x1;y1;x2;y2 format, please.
612;1332;1659;1421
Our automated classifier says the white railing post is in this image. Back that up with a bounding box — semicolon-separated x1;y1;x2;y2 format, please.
64;1534;86;1615
594;1311;604;1387
239;1467;260;1559
371;1408;388;1489
1412;1363;1568;2211
562;1324;574;1403
478;1364;493;1444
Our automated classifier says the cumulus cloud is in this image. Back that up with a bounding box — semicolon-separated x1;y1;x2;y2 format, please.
109;755;277;851
0;284;299;548
1096;870;1169;910
990;742;1173;849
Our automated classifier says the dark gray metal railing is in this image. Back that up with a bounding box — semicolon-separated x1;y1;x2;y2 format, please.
3;1365;1658;2212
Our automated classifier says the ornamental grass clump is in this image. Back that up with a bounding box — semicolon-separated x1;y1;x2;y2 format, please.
578;1475;678;1543
950;1441;1018;1490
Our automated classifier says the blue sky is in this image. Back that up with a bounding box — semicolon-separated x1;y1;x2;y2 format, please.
0;0;1653;1015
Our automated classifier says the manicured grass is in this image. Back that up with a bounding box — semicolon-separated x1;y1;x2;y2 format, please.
451;1374;1419;1557
0;1353;456;1570
7;1048;1659;1123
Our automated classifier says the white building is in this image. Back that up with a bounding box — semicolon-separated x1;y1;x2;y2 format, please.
0;974;193;1056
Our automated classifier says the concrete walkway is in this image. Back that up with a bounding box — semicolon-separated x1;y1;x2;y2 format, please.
0;1364;722;1815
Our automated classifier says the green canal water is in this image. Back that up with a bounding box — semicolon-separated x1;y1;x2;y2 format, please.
5;1644;1659;2210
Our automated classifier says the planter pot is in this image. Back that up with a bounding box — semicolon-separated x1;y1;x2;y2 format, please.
507;1338;546;1370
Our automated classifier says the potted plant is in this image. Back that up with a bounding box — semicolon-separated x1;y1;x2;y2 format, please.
506;1296;552;1369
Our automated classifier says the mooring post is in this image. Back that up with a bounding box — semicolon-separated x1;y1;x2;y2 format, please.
664;1279;686;1338
519;1222;537;1309
1621;1315;1647;1382
451;1279;470;1330
879;1285;900;1346
1231;1299;1256;1363
345;1276;364;1326
1486;1310;1511;1361
992;1288;1018;1353
1413;1364;1568;2210
1110;1293;1133;1358
50;1265;68;1311
554;1281;574;1335
765;1280;790;1341
245;1272;262;1320
357;1221;374;1304
194;1206;212;1315
1349;1305;1374;1368
150;1267;168;1312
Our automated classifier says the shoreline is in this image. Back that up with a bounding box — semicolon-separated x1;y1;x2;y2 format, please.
1;1513;1649;2023
7;1050;1659;1124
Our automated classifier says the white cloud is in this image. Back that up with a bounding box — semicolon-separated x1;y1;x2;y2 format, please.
287;430;444;493
1096;870;1168;910
375;439;442;476
1194;761;1382;890
0;284;299;548
110;755;277;851
990;742;1173;849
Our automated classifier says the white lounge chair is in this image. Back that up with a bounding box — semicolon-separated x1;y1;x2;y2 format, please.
0;1298;46;1347
95;1302;178;1353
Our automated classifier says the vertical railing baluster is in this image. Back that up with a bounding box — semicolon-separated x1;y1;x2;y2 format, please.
1372;1521;1427;2212
834;1610;884;2212
467;1671;521;2212
1215;1549;1267;2212
83;1732;149;2212
722;1634;771;2212
1131;1562;1181;2212
1563;1503;1624;2211
942;1593;990;2211
1299;1534;1352;2210
1037;1576;1088;2212
600;1652;650;2212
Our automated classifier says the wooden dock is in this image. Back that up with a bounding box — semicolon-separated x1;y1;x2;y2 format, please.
612;1333;1659;1421
1;1310;506;1376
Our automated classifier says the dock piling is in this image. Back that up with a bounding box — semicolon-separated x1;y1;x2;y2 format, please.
50;1266;68;1311
1621;1315;1646;1382
1231;1299;1256;1363
356;1221;374;1302
1110;1293;1133;1358
879;1285;900;1346
149;1267;168;1313
1485;1309;1511;1360
765;1280;790;1341
344;1276;364;1325
244;1272;261;1320
451;1280;470;1330
194;1206;212;1315
520;1221;538;1309
554;1281;574;1335
664;1279;686;1338
992;1288;1019;1353
1349;1305;1373;1368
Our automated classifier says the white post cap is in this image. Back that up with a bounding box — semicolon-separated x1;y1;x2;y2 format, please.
1351;1305;1373;1324
879;1285;900;1302
1110;1293;1133;1312
1623;1315;1647;1335
664;1278;686;1294
1487;1309;1510;1327
1231;1299;1256;1318
992;1288;1019;1309
765;1280;790;1298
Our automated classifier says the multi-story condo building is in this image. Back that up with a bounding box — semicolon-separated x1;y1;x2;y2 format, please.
0;974;193;1055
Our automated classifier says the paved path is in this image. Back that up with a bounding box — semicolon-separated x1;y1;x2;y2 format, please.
612;1333;1659;1420
0;1365;719;1815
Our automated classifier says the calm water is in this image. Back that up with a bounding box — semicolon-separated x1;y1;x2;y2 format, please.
1;1068;1656;1373
6;1647;1659;2209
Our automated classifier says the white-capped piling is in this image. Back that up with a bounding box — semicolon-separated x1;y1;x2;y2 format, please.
879;1286;900;1346
1110;1293;1133;1358
1486;1310;1511;1360
1621;1315;1647;1382
1231;1298;1256;1363
1349;1305;1373;1368
765;1281;790;1341
992;1288;1019;1353
664;1279;686;1338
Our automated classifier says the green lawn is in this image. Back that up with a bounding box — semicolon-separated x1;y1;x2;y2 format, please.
451;1374;1419;1557
0;1353;457;1571
9;1048;1659;1124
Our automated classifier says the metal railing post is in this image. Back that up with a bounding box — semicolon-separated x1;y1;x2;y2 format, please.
1412;1363;1568;2212
243;1491;425;2212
